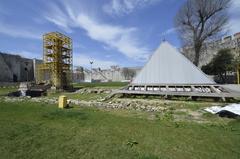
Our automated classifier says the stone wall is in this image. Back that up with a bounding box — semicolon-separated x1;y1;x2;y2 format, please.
73;66;142;82
181;32;240;67
0;52;35;82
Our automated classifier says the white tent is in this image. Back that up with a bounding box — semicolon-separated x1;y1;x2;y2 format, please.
132;41;215;85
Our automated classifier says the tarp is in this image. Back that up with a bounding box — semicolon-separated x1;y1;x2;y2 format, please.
132;42;215;85
204;104;240;117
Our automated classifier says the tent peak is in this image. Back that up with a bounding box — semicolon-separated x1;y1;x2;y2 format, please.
132;40;215;85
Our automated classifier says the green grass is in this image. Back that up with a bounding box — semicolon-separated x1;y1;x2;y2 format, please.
72;82;128;88
0;101;240;159
47;92;108;101
0;87;17;96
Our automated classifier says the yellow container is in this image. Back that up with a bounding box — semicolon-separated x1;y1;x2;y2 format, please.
59;95;67;108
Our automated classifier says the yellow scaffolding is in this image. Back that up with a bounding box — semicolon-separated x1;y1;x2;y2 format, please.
36;32;73;89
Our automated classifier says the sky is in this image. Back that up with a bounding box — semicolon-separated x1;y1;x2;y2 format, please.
0;0;239;69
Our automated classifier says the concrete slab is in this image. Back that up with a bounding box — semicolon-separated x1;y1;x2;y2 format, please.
221;85;240;94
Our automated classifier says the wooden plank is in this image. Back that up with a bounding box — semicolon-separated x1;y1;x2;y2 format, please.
116;90;239;98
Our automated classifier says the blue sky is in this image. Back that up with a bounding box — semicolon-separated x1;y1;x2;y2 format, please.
0;0;239;69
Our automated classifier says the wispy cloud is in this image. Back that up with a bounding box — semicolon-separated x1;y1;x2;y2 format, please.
73;53;117;69
44;2;74;33
0;21;41;39
75;14;149;60
44;1;149;61
103;0;162;16
161;27;179;37
6;50;41;59
0;1;44;40
164;27;179;35
19;51;41;59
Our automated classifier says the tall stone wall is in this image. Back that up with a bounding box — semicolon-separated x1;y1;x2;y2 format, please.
0;54;13;82
181;32;240;67
73;66;142;82
0;52;35;82
33;58;43;81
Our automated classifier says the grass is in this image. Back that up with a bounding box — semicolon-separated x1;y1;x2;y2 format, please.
46;81;128;100
47;92;108;101
0;101;240;159
72;82;128;88
0;87;17;96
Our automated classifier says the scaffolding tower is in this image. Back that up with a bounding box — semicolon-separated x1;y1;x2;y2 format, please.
37;32;73;89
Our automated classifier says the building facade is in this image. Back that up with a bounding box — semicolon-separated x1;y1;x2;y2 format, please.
0;51;141;83
73;66;142;83
181;32;240;67
0;52;37;82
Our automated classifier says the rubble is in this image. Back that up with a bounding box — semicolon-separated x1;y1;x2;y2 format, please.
1;96;170;112
75;88;115;94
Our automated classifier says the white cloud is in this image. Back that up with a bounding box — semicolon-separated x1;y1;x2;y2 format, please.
160;27;179;37
19;51;41;59
44;1;149;61
75;14;149;60
6;50;41;59
0;1;43;39
0;22;41;39
44;2;74;33
103;0;162;16
73;54;117;69
164;27;178;35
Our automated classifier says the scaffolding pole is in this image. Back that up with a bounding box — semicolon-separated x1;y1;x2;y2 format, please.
38;32;73;89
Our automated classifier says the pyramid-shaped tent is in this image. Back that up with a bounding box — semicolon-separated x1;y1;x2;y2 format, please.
132;42;215;85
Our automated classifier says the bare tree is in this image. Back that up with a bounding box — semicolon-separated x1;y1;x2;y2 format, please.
175;0;231;66
122;68;136;80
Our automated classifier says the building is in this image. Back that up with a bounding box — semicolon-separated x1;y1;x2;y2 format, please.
73;66;85;83
0;51;141;83
0;52;37;82
181;32;240;67
73;66;142;82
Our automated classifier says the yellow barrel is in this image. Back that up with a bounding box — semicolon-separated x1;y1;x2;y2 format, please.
59;95;67;108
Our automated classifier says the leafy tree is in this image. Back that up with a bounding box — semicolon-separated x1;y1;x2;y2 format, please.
233;53;240;68
201;49;234;83
201;63;213;75
233;51;240;83
175;0;231;66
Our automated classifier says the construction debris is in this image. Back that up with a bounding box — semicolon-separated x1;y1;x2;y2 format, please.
204;104;240;118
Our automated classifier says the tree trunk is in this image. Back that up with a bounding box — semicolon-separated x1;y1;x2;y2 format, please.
193;44;202;67
219;73;225;83
224;71;227;83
